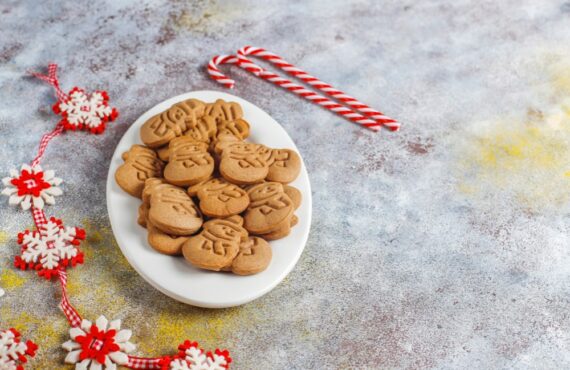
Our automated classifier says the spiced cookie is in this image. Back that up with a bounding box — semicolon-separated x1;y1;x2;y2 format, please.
115;145;164;198
191;178;249;218
147;182;203;235
204;99;243;122
140;99;206;148
244;182;295;234
265;149;301;183
164;137;214;186
219;143;269;185
147;220;188;255
231;237;272;275
182;215;248;271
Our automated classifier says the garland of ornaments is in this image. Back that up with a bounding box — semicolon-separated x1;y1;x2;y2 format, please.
0;64;231;370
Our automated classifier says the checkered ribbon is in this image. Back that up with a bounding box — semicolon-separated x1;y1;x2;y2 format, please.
31;207;47;228
126;356;162;369
58;269;82;327
29;63;68;103
208;46;400;132
31;123;64;167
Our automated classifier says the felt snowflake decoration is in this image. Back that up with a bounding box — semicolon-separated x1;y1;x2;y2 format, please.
0;328;38;370
62;316;135;370
14;217;85;279
159;341;231;370
54;87;118;134
2;164;62;210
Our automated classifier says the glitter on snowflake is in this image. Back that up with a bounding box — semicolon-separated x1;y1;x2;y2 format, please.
62;316;135;370
1;164;62;210
14;217;85;279
0;328;38;370
158;341;231;370
54;87;118;134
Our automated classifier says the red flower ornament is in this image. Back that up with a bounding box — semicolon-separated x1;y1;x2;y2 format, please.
2;165;62;210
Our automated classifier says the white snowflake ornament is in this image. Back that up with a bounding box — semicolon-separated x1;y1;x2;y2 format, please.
54;87;118;134
62;316;135;370
2;164;62;210
0;328;38;370
161;341;231;370
15;217;85;279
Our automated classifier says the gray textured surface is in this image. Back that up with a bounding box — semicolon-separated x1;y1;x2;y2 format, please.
2;0;570;369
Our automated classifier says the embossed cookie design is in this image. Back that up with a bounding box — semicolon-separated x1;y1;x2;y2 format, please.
115;145;164;198
191;178;250;218
216;118;250;141
219;143;269;185
164;137;214;186
147;220;189;256
231;237;272;275
148;182;203;235
184;115;217;143
265;149;301;183
140;99;206;148
182;216;248;271
244;182;295;234
204;99;243;122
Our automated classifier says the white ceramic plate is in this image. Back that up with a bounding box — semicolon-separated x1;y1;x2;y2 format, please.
106;90;312;308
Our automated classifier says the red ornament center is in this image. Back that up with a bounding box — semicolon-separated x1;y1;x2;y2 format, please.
11;170;51;197
76;325;120;365
80;105;91;112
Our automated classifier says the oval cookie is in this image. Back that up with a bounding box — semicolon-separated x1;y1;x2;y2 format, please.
231;237;272;275
147;221;188;256
182;216;248;271
219;143;269;185
148;182;203;235
244;182;295;234
164;137;214;186
115;145;164;198
193;178;250;218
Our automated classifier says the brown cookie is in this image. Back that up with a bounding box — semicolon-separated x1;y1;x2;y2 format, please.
190;178;250;218
265;149;301;184
219;143;269;185
182;216;248;271
156;146;170;162
184;115;217;143
260;214;298;241
216;118;250;140
231;237;272;275
147;220;188;255
115;145;164;198
164;137;214;186
140;99;206;148
244;182;295;234
147;182;203;235
283;185;302;210
138;202;149;228
204;99;243;122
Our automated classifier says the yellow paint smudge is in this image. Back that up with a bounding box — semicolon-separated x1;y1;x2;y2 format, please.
0;268;25;289
0;231;9;244
457;107;570;209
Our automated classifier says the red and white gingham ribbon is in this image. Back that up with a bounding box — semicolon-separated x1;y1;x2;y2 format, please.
58;269;83;327
126;357;162;369
208;46;400;132
30;123;64;167
29;63;68;103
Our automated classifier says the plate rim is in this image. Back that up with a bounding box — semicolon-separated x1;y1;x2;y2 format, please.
105;90;312;308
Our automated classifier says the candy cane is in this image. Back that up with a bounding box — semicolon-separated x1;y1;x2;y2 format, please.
207;46;400;132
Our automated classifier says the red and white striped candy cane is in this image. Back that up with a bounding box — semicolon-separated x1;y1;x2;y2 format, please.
207;46;400;132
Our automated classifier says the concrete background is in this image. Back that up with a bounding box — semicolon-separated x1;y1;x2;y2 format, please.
2;0;570;368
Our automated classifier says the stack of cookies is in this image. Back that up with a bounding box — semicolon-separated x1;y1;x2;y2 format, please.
115;99;302;276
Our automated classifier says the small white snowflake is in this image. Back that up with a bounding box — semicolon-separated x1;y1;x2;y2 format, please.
0;328;37;370
62;316;136;370
57;88;115;132
1;164;62;210
16;218;85;279
168;342;231;370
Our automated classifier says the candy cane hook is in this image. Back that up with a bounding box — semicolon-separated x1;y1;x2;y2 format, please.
207;47;400;132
